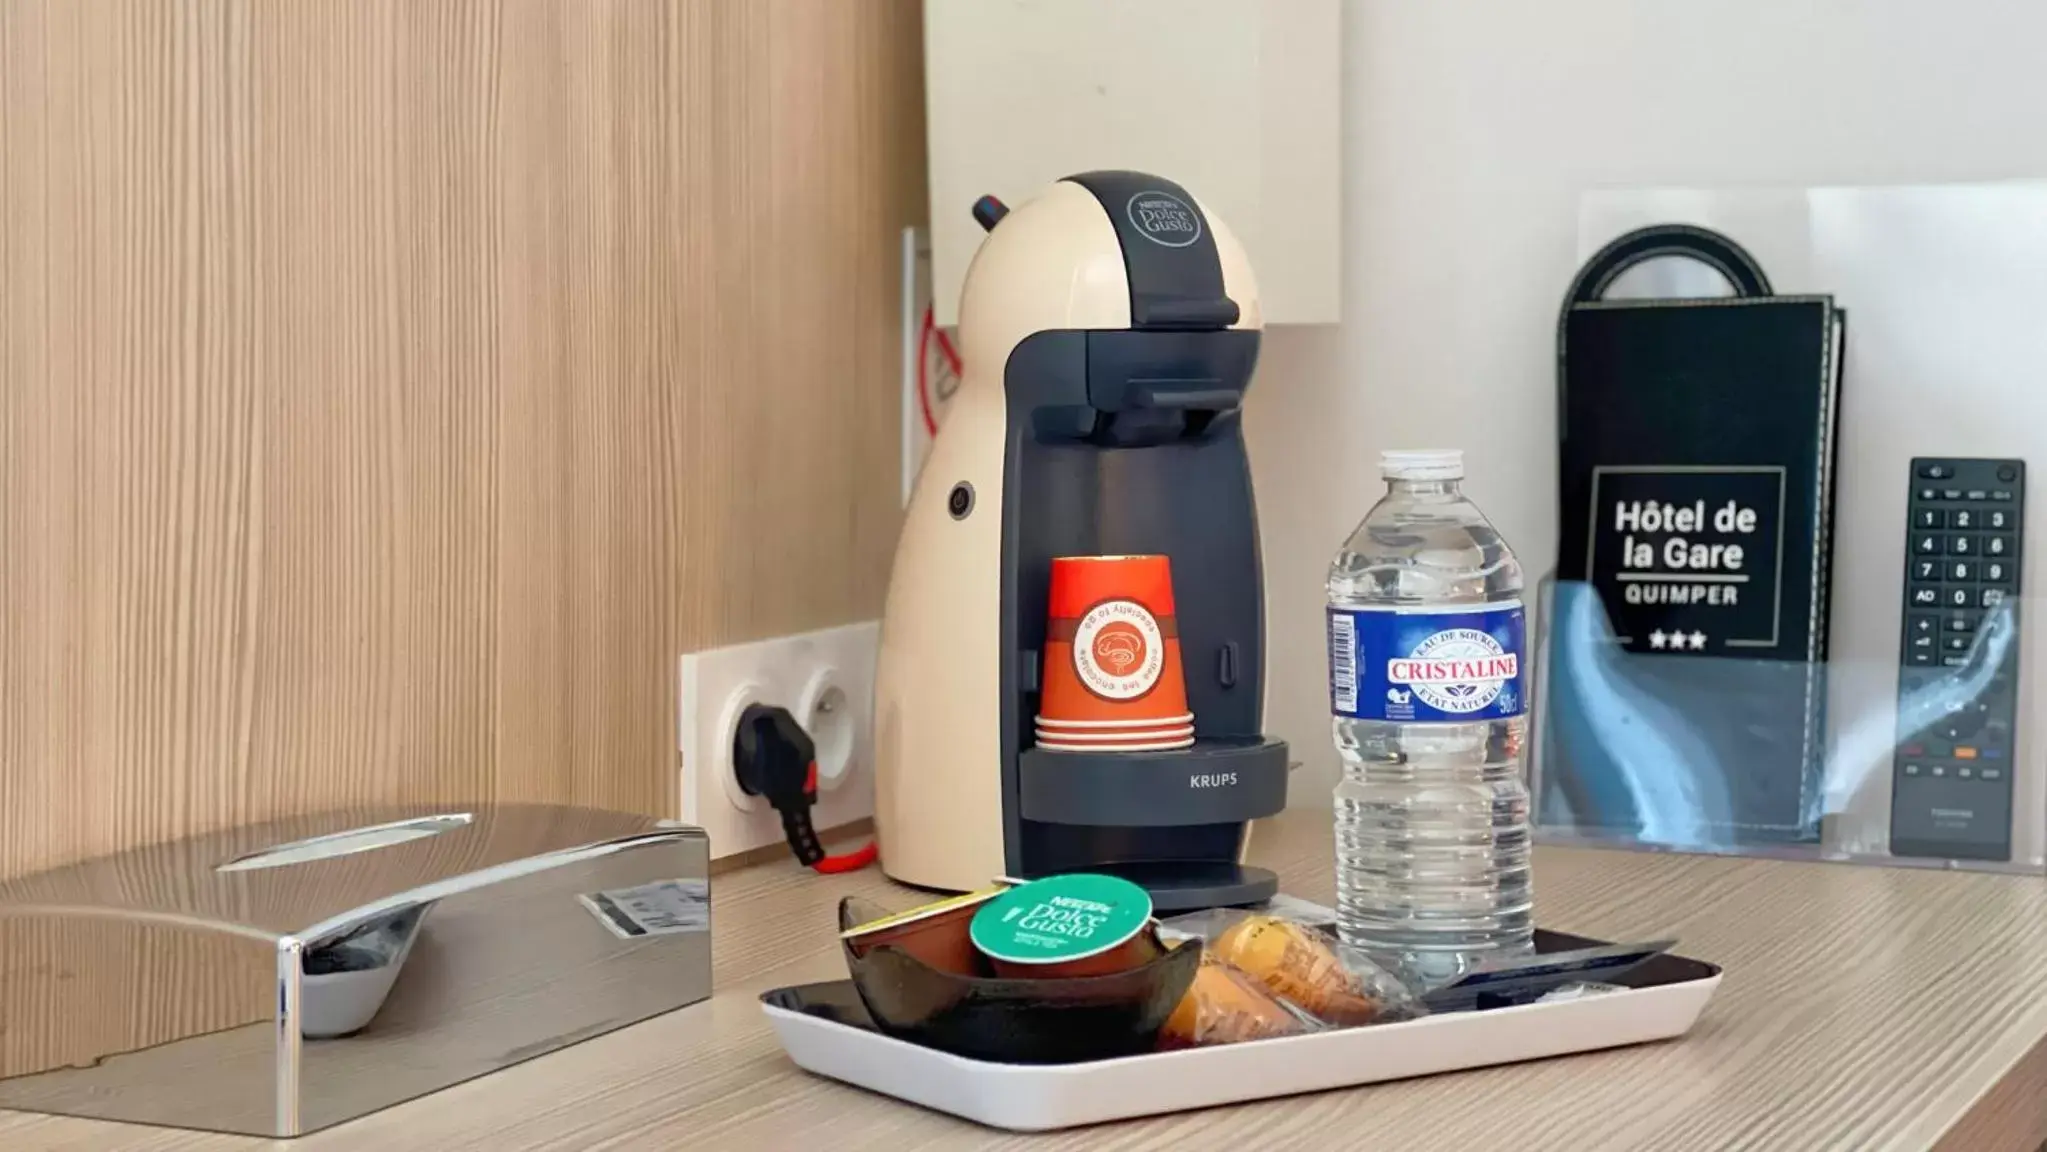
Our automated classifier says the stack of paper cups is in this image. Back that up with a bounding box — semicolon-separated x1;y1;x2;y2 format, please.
1034;555;1195;753
1034;715;1197;752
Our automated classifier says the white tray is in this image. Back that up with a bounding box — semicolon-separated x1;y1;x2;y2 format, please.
761;946;1721;1132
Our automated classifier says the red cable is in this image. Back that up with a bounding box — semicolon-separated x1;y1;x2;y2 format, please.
916;304;963;437
800;758;878;874
812;841;879;874
917;307;941;437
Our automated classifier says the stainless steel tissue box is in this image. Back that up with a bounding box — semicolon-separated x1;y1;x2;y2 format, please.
0;805;711;1137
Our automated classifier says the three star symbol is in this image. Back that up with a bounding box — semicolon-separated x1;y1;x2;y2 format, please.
1648;629;1708;651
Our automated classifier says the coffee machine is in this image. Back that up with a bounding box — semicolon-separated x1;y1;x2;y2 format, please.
874;171;1289;913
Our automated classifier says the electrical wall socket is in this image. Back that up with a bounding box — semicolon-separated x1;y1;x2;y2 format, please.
677;620;880;862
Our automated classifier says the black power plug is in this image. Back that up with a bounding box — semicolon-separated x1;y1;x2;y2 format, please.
733;704;814;801
732;703;826;868
732;703;877;874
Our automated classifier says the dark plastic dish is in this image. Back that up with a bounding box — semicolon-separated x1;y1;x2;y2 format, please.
837;896;1201;1065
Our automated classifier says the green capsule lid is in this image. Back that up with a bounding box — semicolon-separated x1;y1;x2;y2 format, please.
968;873;1153;964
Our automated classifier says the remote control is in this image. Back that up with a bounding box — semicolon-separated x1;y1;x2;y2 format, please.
1890;457;2024;861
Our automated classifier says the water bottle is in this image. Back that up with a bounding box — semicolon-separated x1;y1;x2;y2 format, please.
1326;448;1533;989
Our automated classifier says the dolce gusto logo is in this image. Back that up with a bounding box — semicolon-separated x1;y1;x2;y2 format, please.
1125;191;1202;248
1587;467;1785;652
1015;895;1111;940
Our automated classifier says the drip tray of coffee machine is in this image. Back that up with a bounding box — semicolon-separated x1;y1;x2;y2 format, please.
1017;737;1288;911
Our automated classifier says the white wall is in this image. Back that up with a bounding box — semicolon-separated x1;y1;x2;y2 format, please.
1246;0;2047;799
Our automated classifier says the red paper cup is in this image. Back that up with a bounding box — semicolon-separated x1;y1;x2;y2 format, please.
1039;556;1191;729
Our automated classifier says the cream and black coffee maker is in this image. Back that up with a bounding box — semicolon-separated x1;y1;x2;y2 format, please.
874;171;1289;912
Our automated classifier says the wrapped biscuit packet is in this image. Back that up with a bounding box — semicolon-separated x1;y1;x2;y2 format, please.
1158;950;1323;1049
1160;906;1421;1028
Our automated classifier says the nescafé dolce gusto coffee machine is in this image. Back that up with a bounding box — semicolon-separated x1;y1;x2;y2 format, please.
874;171;1289;912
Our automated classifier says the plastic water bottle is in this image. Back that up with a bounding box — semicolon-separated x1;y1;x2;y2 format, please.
1326;449;1533;989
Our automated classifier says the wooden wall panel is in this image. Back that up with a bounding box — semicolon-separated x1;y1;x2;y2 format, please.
0;0;927;877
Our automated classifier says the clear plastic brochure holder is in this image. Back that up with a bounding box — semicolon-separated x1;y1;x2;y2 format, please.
1540;179;2047;874
1531;572;2047;874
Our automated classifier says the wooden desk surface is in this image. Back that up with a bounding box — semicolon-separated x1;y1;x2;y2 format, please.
4;807;2046;1152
